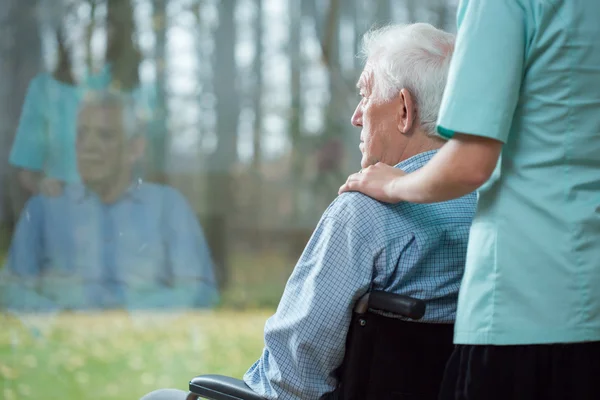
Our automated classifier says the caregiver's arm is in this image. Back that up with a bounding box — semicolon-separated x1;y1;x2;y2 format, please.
339;134;502;203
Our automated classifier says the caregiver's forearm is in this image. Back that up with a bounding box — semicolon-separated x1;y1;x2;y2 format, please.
391;134;502;203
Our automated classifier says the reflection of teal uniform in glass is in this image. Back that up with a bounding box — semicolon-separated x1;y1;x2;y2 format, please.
10;73;80;182
9;66;156;183
437;0;600;345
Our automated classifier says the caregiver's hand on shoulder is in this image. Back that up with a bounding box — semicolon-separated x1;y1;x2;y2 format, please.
338;162;406;203
39;177;64;197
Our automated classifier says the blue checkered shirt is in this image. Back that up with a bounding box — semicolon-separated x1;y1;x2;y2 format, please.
243;150;477;399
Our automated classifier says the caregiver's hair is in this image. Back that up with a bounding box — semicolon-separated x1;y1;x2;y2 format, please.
360;23;455;136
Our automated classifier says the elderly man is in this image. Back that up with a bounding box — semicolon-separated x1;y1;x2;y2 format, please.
142;23;475;400
1;91;218;311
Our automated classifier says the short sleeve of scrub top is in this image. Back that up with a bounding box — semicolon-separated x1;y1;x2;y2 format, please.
436;0;526;142
9;75;49;172
10;73;81;183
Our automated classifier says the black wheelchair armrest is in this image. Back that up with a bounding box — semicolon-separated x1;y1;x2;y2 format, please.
355;291;426;320
189;375;267;400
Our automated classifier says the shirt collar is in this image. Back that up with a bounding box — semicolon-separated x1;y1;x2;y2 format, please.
68;179;145;204
83;64;113;90
393;150;438;174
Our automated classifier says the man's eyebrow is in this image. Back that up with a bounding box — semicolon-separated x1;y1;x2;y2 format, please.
356;71;372;93
356;78;364;90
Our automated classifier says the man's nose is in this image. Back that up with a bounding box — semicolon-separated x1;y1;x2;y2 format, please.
351;103;362;127
77;132;100;152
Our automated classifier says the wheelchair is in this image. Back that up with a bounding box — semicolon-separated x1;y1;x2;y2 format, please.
186;291;454;400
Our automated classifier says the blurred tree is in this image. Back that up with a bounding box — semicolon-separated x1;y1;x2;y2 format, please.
84;0;98;71
317;0;348;209
353;0;362;59
150;0;169;183
288;0;302;222
406;0;417;25
432;0;450;30
376;0;390;25
205;0;240;289
250;0;264;226
53;26;76;85
105;0;141;90
322;0;340;83
339;0;363;171
0;0;43;238
105;0;171;184
252;0;263;175
213;0;239;175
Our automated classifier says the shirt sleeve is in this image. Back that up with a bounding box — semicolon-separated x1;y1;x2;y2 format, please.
243;215;374;400
436;0;527;143
9;74;48;171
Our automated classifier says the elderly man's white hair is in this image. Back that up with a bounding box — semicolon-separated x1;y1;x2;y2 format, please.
79;90;145;139
360;23;455;137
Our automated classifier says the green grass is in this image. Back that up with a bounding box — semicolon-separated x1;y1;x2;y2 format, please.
0;249;295;399
0;310;272;400
220;251;291;310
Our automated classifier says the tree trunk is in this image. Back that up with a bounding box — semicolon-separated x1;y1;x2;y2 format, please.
105;0;140;90
206;0;240;289
406;0;417;24
340;0;361;171
433;0;449;30
306;0;344;211
289;0;302;222
0;0;42;240
85;0;98;71
250;0;264;228
149;0;169;184
252;0;263;175
376;0;390;26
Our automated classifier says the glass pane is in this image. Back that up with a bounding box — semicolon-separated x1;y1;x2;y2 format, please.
0;0;457;398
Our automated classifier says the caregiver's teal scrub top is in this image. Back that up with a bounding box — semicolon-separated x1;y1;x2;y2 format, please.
437;0;600;345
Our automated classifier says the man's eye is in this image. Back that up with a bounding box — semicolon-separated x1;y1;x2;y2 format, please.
77;129;91;140
100;130;114;140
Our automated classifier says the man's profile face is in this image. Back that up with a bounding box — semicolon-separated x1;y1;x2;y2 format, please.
76;104;127;185
351;63;407;169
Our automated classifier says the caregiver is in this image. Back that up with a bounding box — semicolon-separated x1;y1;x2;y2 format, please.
339;1;600;399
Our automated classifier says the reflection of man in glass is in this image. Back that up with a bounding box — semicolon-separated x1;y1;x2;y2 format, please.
1;91;218;311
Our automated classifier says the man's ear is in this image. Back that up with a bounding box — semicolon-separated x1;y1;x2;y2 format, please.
128;136;146;164
398;88;415;134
